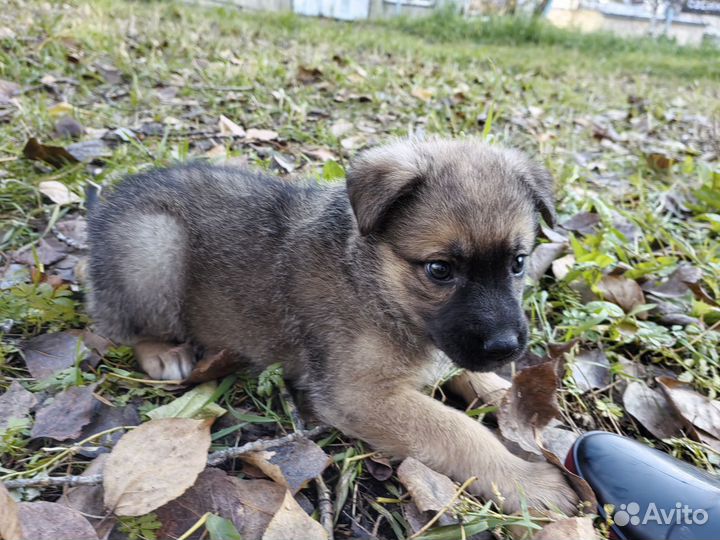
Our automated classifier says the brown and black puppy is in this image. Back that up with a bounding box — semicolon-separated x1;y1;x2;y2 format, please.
87;138;578;513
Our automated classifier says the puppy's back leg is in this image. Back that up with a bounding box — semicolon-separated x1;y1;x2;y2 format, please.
89;212;194;378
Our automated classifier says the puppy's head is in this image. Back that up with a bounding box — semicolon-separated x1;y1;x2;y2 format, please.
346;138;555;372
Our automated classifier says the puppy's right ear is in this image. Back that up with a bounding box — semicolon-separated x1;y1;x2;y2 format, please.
346;141;426;236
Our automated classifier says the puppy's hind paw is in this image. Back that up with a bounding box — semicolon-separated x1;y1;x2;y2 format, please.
134;341;196;381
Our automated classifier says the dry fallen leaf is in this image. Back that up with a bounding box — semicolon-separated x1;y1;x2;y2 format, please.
597;274;645;314
397;457;457;516
103;418;212;516
241;438;330;494
22;332;89;380
246;128;278;142
411;87;434;102
561;212;600;235
0;79;19;103
31;384;99;441
75;403;141;458
533;516;598;539
38;180;82;205
657;377;720;439
184;349;245;384
570;349;610;392
0;381;37;430
61;455;114;537
528;242;566;281
623;380;684;439
54;115;84;139
218;115;245;137
17;502;99;540
330;119;353;138
261;490;328;540
0;482;23;540
156;469;295;540
22;137;78;168
498;361;561;454
66;139;111;162
552;254;575;280
12;238;68;266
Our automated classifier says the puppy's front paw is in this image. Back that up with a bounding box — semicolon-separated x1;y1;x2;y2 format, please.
472;460;579;515
134;341;196;380
503;461;579;515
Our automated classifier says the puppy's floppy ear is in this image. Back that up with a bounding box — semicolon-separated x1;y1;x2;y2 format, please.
346;141;426;236
518;160;557;228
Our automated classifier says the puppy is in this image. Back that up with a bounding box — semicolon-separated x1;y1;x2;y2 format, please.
87;138;578;513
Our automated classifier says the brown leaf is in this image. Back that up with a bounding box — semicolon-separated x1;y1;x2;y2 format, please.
17;502;98;540
533;517;598;540
551;254;575;280
246;128;278;142
22;332;88;380
0;482;23;540
597;274;645;314
646;152;675;171
304;147;336;162
623;380;683;439
498;361;560;454
657;377;720;439
528;242;566;281
366;455;393;481
0;381;37;429
570;349;610;392
184;349;245;384
31;384;99;441
397;457;457;515
241;438;330;494
538;445;597;513
156;468;299;540
297;65;323;84
22;137;78;168
262;490;328;540
103;418;212;516
540;423;580;461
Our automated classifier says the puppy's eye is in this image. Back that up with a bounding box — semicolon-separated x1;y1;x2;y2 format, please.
425;261;453;282
511;255;527;276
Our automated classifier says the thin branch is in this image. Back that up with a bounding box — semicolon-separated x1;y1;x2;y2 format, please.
3;426;329;489
316;475;334;540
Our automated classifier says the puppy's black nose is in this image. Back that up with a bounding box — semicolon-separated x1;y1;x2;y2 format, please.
482;331;520;359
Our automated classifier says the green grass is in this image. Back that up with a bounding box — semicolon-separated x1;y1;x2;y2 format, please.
0;0;718;538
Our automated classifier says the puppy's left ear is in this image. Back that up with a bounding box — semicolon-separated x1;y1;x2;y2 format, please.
520;162;557;228
346;141;426;236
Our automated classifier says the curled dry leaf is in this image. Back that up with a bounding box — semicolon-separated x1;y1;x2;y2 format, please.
261;490;328;540
38;180;82;205
397;457;458;526
0;482;22;540
103;418;212;516
498;361;561;454
366;455;393;481
184;349;245;384
533;516;598;540
218;115;245;137
31;384;99;441
241;438;330;494
657;377;720;439
623;380;684;439
22;137;78;168
597;274;645;314
0;381;37;429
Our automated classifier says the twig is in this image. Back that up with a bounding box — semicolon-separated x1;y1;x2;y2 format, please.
205;425;328;465
408;476;477;539
316;475;334;540
177;512;211;540
3;426;329;488
3;473;102;489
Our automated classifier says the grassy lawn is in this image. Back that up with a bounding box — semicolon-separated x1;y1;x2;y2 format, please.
0;0;719;538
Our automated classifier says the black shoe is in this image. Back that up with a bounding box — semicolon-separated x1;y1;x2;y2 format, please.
565;431;720;540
